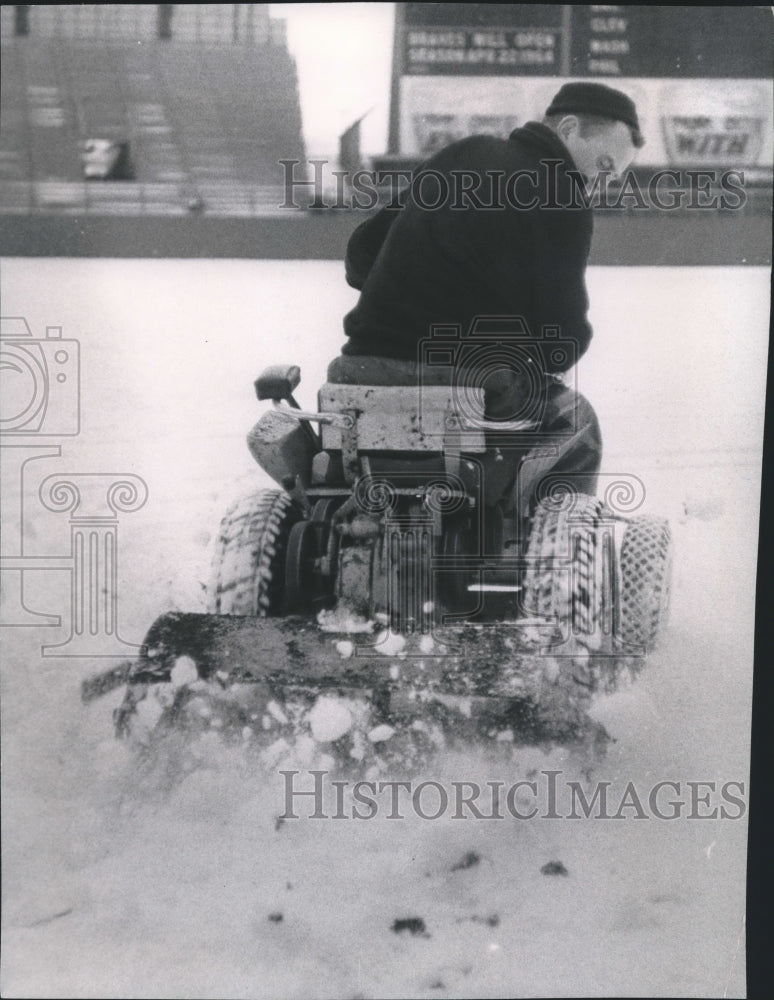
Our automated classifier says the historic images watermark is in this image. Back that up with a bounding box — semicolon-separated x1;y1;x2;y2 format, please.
278;769;747;822
0;316;147;656
279;158;748;212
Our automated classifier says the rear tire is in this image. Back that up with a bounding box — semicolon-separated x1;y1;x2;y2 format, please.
617;515;672;653
208;489;300;616
522;492;612;644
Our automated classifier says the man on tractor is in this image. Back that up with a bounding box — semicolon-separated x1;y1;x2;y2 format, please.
327;82;643;520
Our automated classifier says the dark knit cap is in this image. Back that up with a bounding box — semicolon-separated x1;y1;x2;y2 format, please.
546;82;644;147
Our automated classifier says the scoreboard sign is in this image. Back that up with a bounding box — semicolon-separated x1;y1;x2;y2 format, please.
402;5;566;76
568;6;771;79
401;5;771;78
392;4;773;168
405;26;561;74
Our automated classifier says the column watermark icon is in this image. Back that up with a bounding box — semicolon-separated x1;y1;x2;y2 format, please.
0;316;147;656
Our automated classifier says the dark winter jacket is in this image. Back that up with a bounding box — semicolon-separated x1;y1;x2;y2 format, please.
340;122;593;373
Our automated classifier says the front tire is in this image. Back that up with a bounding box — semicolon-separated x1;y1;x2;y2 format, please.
208;488;300;615
521;492;613;644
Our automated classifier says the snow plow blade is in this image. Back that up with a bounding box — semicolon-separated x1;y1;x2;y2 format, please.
81;610;542;698
81;611;609;742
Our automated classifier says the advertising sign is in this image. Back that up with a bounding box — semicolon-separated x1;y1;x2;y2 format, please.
400;76;773;169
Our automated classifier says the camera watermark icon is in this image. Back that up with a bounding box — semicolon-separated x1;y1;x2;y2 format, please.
418;316;581;448
0;317;80;436
0;316;148;656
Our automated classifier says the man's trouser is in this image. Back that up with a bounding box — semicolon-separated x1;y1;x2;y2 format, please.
477;367;602;515
326;355;602;515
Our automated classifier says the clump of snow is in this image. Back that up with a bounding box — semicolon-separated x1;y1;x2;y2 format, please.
367;724;395;743
335;640;354;658
128;702;161;742
317;605;374;633
266;700;288;725
307;696;354;742
375;630;405;656
170;656;198;688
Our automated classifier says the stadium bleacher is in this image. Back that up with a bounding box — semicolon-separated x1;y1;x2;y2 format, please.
0;4;304;216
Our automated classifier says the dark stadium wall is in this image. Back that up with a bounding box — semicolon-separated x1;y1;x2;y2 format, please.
0;212;770;266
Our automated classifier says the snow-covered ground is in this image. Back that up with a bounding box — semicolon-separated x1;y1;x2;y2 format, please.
0;259;767;998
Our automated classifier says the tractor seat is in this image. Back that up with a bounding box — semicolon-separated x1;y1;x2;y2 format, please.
323;354;485;452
